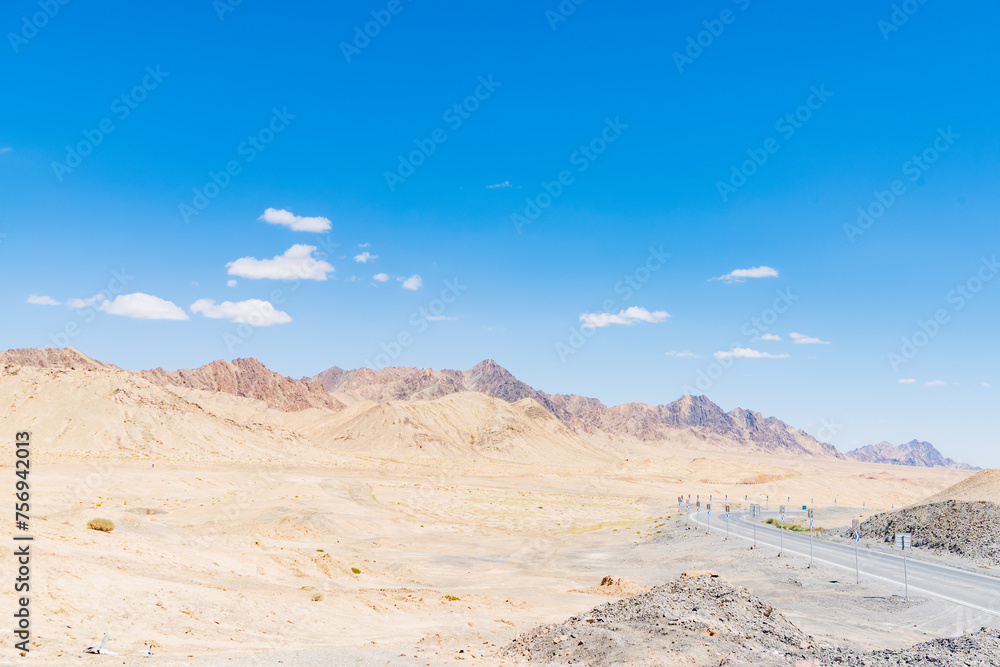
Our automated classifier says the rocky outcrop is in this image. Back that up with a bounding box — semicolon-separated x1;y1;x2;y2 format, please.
0;347;111;370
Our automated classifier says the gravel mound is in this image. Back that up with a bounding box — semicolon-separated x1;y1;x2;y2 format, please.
503;576;1000;666
804;628;1000;666
839;500;1000;566
502;574;812;666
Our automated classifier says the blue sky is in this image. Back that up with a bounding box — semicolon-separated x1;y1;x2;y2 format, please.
3;1;998;465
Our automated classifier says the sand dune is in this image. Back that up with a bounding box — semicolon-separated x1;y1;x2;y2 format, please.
922;468;1000;504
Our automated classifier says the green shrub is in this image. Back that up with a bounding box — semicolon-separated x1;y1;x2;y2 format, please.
351;567;361;574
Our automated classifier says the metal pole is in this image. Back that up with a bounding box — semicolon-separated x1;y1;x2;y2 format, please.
855;541;860;584
753;515;757;547
808;509;814;567
903;546;909;601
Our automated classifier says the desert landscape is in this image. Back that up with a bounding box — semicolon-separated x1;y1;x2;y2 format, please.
2;348;997;665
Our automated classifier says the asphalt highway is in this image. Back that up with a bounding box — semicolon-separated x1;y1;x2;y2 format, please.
686;508;1000;619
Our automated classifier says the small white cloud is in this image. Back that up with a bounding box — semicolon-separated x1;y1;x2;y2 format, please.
898;378;916;384
258;208;331;233
227;279;238;287
426;315;458;321
580;306;670;329
756;333;782;341
67;294;106;309
924;379;947;387
227;244;334;281
100;293;188;320
190;298;291;326
665;350;700;358
358;242;370;248
983;382;991;388
373;273;390;283
0;147;12;154
486;181;512;189
713;347;790;360
711;266;779;283
790;332;831;345
354;251;378;263
400;274;423;291
26;294;60;306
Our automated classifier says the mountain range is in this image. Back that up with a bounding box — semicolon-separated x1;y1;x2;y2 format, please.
0;347;977;467
846;440;979;470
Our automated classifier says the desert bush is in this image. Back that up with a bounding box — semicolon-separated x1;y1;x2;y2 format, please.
87;518;115;532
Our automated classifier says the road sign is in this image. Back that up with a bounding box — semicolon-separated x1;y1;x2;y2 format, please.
750;504;761;517
801;505;807;510
895;533;912;550
780;505;786;515
808;509;814;519
852;519;861;584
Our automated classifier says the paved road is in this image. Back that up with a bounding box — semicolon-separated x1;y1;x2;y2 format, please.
686;508;1000;619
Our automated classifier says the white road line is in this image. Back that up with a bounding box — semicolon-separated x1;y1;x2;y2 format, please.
685;512;1000;619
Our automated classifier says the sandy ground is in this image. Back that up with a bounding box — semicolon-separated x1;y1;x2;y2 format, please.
0;448;984;665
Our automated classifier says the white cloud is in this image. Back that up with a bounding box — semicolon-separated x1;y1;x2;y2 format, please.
100;293;188;320
713;347;790;360
665;350;700;358
486;181;512;189
790;332;831;345
0;147;12;154
26;294;60;306
983;382;991;388
756;333;782;341
258;208;331;233
190;298;291;326
227;244;334;281
67;294;106;309
372;273;390;282
711;266;779;283
400;274;423;291
426;315;458;321
358;242;370;248
924;379;947;387
580;306;670;329
227;279;238;287
354;251;378;263
898;378;916;384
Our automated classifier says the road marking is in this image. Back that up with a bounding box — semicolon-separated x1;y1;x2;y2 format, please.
687;512;1000;619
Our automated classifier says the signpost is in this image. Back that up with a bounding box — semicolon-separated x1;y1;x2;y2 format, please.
706;503;711;533
678;495;683;513
725;504;731;540
852;519;861;584
750;503;761;547
895;533;912;601
808;508;815;567
696;499;701;529
779;505;786;555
